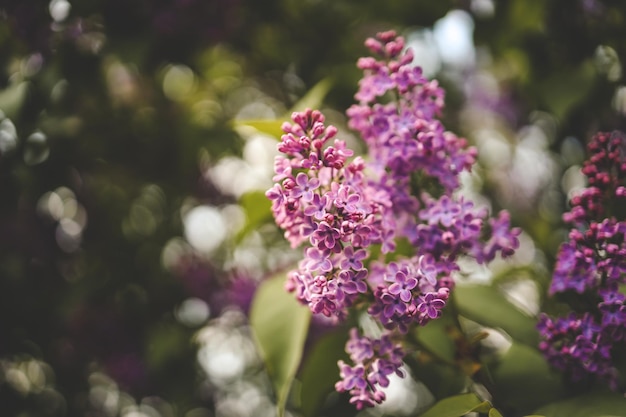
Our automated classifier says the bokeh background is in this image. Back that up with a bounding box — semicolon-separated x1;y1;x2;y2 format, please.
2;1;626;416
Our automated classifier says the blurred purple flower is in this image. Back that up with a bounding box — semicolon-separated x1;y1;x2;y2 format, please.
540;131;626;392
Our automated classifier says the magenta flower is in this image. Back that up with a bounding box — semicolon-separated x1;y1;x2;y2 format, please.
336;362;368;391
417;292;446;319
388;270;418;303
304;247;333;273
335;328;404;409
267;30;521;409
424;195;460;227
292;172;320;202
312;221;341;252
345;328;374;362
540;131;626;392
340;246;368;270
303;193;329;220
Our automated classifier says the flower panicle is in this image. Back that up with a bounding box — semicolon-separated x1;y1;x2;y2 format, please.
540;130;626;392
266;30;521;409
335;328;404;409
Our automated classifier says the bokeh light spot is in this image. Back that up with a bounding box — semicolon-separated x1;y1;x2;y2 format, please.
175;298;210;327
162;65;196;101
184;205;226;253
433;10;476;68
49;0;71;22
0;116;18;153
23;131;50;165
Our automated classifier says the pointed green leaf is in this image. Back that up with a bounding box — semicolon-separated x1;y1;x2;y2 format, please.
454;284;539;345
410;360;467;401
298;329;350;417
414;308;457;365
419;393;488;417
236;190;273;242
233;119;285;139
487;342;566;412
232;78;333;141
490;265;545;286
489;408;504;417
250;273;311;417
288;78;333;114
474;401;494;413
534;391;626;417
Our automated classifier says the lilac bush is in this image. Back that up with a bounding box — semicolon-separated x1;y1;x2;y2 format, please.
539;131;626;391
266;31;521;408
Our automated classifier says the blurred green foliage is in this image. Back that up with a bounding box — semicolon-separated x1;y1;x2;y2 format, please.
2;0;626;416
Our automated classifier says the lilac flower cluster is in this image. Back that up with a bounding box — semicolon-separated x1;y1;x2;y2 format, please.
266;30;521;408
348;32;475;194
366;256;453;333
267;108;392;320
539;131;626;391
335;329;404;409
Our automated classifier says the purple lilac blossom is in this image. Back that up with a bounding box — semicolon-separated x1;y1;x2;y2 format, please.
335;329;404;409
267;107;393;321
267;30;521;408
539;131;626;391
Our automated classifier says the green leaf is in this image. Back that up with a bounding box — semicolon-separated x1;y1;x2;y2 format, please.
233;119;285;139
454;284;539;346
538;60;595;121
411;360;468;401
419;393;491;417
288;78;333;113
298;329;350;417
489;408;504;417
414;309;457;365
487;342;566;412
250;272;311;417
232;78;333;140
489;265;545;286
236;190;273;242
534;391;626;417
